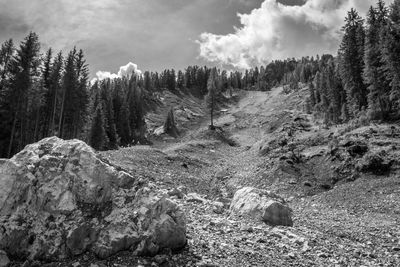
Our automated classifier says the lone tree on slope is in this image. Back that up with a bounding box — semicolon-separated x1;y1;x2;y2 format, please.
206;68;218;130
164;107;179;137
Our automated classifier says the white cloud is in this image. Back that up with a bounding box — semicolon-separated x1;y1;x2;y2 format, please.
91;62;142;84
198;0;390;69
117;62;143;78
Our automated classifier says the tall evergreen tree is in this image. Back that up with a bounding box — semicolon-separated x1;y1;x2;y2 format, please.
338;8;367;115
7;32;41;157
382;0;400;117
0;39;14;157
364;2;391;120
100;80;119;149
206;68;218;129
89;103;108;151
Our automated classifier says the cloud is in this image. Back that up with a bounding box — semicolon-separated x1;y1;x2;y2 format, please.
198;0;390;69
92;62;143;84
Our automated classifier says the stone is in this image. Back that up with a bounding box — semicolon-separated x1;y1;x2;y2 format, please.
0;250;10;267
154;126;166;136
177;186;188;195
168;187;185;199
216;197;231;208
0;137;186;261
186;193;207;204
115;171;136;189
240;225;254;233
215;170;229;180
212;202;224;214
230;187;293;226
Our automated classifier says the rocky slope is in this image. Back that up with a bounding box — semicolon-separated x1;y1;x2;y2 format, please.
2;86;400;266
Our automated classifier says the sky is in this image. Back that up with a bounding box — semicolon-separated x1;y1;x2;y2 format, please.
0;0;391;78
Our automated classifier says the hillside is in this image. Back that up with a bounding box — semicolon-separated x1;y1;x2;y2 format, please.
2;86;399;267
97;86;400;266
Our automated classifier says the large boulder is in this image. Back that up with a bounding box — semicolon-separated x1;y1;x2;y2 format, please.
230;187;293;226
0;137;186;261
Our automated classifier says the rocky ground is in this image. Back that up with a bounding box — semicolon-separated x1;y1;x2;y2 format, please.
3;87;400;266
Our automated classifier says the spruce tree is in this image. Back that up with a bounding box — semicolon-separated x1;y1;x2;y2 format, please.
364;2;391;120
338;8;367;116
89;104;108;151
0;39;14;157
206;68;218;130
7;32;41;157
309;81;316;108
164;107;179;137
382;0;400;117
100;80;119;149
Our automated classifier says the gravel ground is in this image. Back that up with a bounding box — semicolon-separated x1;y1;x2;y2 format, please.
19;88;400;267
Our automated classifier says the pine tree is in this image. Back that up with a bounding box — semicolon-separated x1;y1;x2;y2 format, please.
308;81;316;108
382;0;400;117
117;98;131;146
0;39;14;157
364;2;391;120
7;32;41;157
338;8;367;116
164;107;178;137
89;103;108;151
127;78;146;144
58;48;76;138
177;70;184;90
100;80;119;149
206;68;218;129
41;48;53;138
48;51;63;136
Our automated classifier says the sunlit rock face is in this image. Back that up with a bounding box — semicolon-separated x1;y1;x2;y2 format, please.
0;137;186;261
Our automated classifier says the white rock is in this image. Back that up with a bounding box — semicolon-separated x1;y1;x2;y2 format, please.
0;137;186;261
230;187;293;226
212;202;224;214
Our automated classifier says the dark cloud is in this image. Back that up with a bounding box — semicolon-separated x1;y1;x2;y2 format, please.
0;0;262;76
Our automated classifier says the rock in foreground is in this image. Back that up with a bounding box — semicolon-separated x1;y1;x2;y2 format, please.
230;187;293;226
0;137;186;262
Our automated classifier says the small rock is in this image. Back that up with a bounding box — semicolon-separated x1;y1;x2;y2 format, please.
212;202;224;214
186;193;207;203
153;254;168;264
240;225;254;233
0;250;10;267
287;252;296;259
393;247;400;252
168;187;185;199
303;181;312;187
318;253;328;258
216;197;231;208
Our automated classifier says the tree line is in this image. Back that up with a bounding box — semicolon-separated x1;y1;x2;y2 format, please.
242;0;400;125
0;34;231;157
1;0;399;157
0;33;89;158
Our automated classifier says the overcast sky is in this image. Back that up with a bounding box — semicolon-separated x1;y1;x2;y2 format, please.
0;0;389;77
